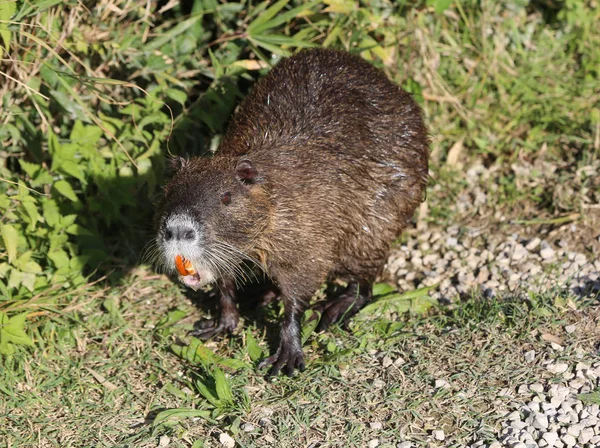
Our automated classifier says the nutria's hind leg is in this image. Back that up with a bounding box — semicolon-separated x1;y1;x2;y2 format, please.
188;277;240;339
314;280;372;332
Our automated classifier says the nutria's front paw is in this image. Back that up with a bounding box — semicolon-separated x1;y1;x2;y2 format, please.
188;316;237;340
258;343;305;377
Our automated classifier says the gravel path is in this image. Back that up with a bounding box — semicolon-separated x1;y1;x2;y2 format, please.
385;225;600;448
474;360;600;448
381;160;600;448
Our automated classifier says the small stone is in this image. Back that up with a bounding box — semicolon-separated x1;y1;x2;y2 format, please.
382;356;393;368
525;350;536;363
394;357;406;367
372;379;385;388
434;379;450;389
547;363;569;374
588;434;600;444
565;325;576;334
396;442;413;448
532;413;549;430
526;238;541;250
542;431;559;447
368;439;379;448
560;434;576;446
511;420;527;431
158;435;170;447
541;247;556;260
432;430;445;441
370;421;383;430
530;383;544;393
569;378;587;390
489;442;502;448
219;433;235;448
241;423;255;432
507;411;522;420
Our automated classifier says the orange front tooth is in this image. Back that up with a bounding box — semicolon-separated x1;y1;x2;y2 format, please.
175;255;196;276
175;255;188;276
183;258;196;275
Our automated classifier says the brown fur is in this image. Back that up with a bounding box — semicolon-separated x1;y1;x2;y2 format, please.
156;49;429;376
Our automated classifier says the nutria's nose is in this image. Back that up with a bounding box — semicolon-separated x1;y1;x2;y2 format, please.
164;224;196;242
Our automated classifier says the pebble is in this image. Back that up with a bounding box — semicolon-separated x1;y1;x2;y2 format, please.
530;383;545;393
547;363;569;374
396;443;413;448
370;421;383;430
372;379;385;388
241;423;255;432
434;379;450;389
368;439;379;448
525;350;536;363
219;433;235;448
432;430;445;441
540;247;556;260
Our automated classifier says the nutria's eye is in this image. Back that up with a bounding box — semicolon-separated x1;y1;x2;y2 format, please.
221;192;232;206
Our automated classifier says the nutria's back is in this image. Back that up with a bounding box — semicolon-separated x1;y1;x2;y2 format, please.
219;49;429;279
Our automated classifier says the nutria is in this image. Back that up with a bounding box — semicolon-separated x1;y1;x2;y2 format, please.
155;48;429;376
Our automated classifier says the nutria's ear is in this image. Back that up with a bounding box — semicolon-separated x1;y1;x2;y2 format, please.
167;156;189;174
236;159;259;184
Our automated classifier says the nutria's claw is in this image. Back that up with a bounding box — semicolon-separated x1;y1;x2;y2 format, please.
258;346;305;377
188;318;235;340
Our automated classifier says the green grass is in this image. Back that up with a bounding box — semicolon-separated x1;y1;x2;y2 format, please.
1;0;599;446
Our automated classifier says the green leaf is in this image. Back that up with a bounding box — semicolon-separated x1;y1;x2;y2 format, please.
213;368;234;404
360;284;439;316
103;297;121;319
145;14;204;51
0;0;16;55
156;309;188;328
165;88;187;106
42;199;61;227
1;224;19;263
58;161;86;183
248;0;289;33
48;250;70;269
53;180;79;202
245;329;263;362
3;312;34;346
372;283;396;297
195;380;221;407
65;224;93;236
152;408;213;426
249;0;319;35
433;0;453;14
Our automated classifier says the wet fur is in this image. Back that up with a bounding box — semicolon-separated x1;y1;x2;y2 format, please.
155;49;429;376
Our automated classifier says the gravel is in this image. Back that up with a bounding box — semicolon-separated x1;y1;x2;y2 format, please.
466;361;600;447
386;229;599;305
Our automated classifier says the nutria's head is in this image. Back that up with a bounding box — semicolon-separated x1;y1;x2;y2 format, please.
153;155;271;289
